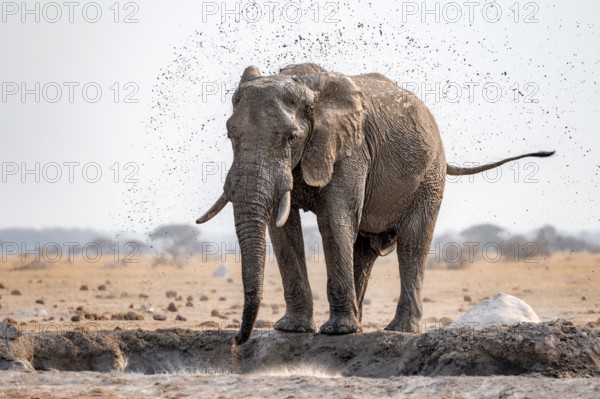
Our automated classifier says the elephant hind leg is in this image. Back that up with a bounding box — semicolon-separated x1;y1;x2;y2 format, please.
353;235;380;322
385;175;443;333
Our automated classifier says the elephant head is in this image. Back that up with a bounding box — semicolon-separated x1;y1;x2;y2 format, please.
197;64;365;344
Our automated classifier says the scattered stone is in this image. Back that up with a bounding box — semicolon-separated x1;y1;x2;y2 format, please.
218;297;227;301
211;309;228;319
463;295;472;302
121;292;130;298
80;285;89;291
187;295;194;302
153;313;167;321
84;312;107;321
175;296;183;302
0;283;5;289
139;293;149;299
35;299;45;305
76;306;85;311
175;315;187;322
255;320;274;329
167;302;178;312
0;318;22;340
198;321;220;329
423;297;433;303
185;301;194;307
363;298;372;305
98;285;107;291
111;311;144;321
199;295;209;301
439;317;453;326
71;315;81;322
581;296;587;301
227;278;234;283
166;290;177;299
10;289;21;296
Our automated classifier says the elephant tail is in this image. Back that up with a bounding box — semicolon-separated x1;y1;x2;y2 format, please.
446;151;555;176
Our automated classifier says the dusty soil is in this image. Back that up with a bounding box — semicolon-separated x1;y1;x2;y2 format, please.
0;252;599;397
0;373;599;399
1;321;599;376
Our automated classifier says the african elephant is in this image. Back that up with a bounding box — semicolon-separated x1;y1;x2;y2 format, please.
197;63;553;344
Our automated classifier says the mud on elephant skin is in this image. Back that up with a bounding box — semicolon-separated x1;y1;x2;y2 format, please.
197;63;554;345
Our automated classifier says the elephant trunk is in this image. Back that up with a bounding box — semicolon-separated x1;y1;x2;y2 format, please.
231;187;269;345
226;160;292;344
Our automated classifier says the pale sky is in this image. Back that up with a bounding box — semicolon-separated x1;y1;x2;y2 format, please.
0;0;598;239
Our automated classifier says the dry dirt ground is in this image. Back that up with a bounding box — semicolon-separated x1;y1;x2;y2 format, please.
1;252;599;397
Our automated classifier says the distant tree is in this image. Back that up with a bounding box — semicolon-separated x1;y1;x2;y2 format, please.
460;223;504;245
148;224;201;267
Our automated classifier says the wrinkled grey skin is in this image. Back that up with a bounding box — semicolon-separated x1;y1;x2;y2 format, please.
197;63;554;345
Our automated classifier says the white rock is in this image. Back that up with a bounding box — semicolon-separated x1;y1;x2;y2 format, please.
453;293;540;329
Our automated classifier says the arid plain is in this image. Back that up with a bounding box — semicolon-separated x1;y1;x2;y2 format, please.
1;252;599;398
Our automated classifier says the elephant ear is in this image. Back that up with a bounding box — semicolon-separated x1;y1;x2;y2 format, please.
300;73;365;188
240;65;261;84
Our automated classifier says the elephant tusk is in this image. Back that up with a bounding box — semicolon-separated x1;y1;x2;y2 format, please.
196;193;229;224
275;191;291;228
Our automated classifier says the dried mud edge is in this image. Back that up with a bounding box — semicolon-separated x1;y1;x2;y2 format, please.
1;321;598;377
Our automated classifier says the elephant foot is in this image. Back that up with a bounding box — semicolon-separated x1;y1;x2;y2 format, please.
384;316;421;333
274;313;316;333
319;314;362;335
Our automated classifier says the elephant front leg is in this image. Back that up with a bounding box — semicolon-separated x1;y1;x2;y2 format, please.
318;213;363;335
317;178;367;334
268;207;315;333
